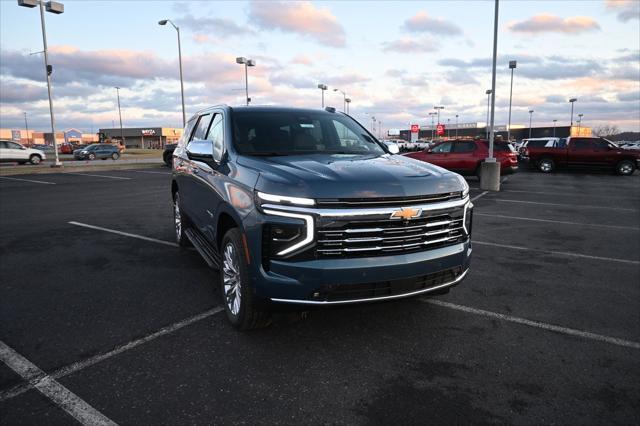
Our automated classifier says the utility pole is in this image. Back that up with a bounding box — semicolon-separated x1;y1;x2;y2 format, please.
24;112;30;145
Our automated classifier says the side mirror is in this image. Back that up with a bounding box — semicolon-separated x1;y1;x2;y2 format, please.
186;139;213;161
426;148;432;153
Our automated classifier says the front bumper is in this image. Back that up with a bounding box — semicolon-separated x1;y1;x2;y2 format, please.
245;197;472;305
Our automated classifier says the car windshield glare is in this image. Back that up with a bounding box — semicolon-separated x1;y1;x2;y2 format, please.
231;110;385;156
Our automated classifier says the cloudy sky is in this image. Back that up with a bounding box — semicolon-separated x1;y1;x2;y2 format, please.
0;0;638;134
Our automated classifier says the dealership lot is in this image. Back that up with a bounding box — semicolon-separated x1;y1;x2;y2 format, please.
1;167;638;424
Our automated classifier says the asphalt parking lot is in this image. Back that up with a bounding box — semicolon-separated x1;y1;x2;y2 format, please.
1;167;639;424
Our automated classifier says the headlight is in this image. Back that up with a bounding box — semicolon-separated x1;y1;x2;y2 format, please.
262;209;314;257
463;202;473;236
455;174;469;198
257;191;315;206
81;151;87;154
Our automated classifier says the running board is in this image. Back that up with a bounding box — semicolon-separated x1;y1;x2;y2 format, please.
184;228;220;270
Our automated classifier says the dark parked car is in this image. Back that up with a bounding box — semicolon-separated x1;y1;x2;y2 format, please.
522;136;640;175
73;144;120;161
404;139;518;176
171;106;472;329
163;143;177;167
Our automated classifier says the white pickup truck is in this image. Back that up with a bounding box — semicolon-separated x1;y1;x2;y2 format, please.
0;140;46;165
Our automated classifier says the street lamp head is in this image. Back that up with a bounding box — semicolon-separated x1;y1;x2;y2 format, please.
569;98;577;103
345;98;351;103
529;110;534;114
236;57;247;64
158;19;168;25
247;59;256;67
45;2;64;14
509;60;517;69
553;119;557;122
317;84;327;90
485;89;492;95
18;0;38;8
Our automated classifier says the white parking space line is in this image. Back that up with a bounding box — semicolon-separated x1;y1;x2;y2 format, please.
475;213;640;231
67;173;132;180
125;169;171;175
1;307;224;402
68;221;178;247
0;176;56;185
422;300;640;350
492;198;637;212
0;341;116;425
474;240;640;265
471;191;489;202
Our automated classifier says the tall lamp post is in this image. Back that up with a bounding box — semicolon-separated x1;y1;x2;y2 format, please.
577;113;583;134
345;97;351;114
24;112;30;145
158;19;186;127
528;109;534;139
317;84;327;108
447;118;450;139
485;89;492;139
236;57;256;105
455;114;459;139
553;119;557;137
333;88;347;112
507;60;517;142
115;87;124;146
18;0;64;167
428;112;437;140
569;98;577;126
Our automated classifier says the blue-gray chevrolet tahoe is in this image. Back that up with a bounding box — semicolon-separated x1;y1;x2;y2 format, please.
171;106;472;329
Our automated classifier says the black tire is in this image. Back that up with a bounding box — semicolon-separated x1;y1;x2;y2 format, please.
163;154;172;167
172;192;191;247
538;157;554;173
112;152;120;160
220;228;271;330
88;153;96;160
29;155;42;165
616;160;635;176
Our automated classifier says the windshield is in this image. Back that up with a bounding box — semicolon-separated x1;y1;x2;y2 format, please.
231;110;385;156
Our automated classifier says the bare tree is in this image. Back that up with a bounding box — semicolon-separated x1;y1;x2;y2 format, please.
593;125;620;137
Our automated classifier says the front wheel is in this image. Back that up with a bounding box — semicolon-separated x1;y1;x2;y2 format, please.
220;228;271;330
538;158;554;173
616;160;635;176
29;155;41;165
88;153;96;160
112;152;120;160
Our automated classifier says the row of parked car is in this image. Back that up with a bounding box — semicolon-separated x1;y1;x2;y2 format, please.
0;140;122;164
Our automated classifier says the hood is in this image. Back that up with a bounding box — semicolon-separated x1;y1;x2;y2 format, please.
238;153;464;199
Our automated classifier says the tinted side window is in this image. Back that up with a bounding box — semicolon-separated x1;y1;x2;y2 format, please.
432;142;453;153
0;142;7;149
8;142;22;149
593;139;610;149
571;139;592;150
178;118;197;148
453;141;476;153
192;114;213;141
207;114;224;162
527;140;547;148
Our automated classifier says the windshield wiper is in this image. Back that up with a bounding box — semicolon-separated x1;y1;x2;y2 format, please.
246;152;291;156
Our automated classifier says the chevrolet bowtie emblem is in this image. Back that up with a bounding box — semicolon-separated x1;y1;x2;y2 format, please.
390;207;422;220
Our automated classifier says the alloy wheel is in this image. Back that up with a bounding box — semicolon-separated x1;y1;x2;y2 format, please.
223;243;241;316
173;198;182;241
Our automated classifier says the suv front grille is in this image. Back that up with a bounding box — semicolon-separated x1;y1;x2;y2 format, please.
316;192;462;208
316;211;465;258
314;266;463;302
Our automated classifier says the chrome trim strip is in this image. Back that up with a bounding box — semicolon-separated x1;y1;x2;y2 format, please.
317;234;462;253
270;269;469;305
318;227;462;244
316;193;462;206
261;196;469;219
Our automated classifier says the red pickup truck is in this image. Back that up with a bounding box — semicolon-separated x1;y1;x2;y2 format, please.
404;139;518;176
522;136;640;175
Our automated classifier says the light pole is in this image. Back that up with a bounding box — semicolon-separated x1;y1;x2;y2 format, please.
428;112;437;140
485;89;492;139
371;116;376;133
507;60;517;142
447;118;450;139
115;86;124;146
569;98;577;126
18;0;64;167
455;114;459;139
434;106;444;139
317;84;327;108
159;19;186;127
345;97;351;114
24;112;30;145
528;109;534;139
577;113;583;134
333;88;347;112
553;119;557;137
236;57;256;105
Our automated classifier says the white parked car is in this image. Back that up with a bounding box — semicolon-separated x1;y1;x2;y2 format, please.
619;142;640;150
0;140;46;165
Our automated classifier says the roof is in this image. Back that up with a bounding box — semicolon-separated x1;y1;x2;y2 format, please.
197;104;338;116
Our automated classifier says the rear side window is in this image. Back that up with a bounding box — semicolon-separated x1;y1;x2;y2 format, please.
192;114;213;141
0;142;8;149
453;141;476;153
571;139;592;150
527;140;548;148
480;141;513;152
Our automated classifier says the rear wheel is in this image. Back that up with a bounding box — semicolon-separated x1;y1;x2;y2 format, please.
616;160;635;176
29;155;41;165
220;228;271;330
538;157;554;173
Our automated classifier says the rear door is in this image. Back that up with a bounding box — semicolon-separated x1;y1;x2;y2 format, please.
451;141;479;174
0;141;9;162
5;142;27;161
568;138;596;167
